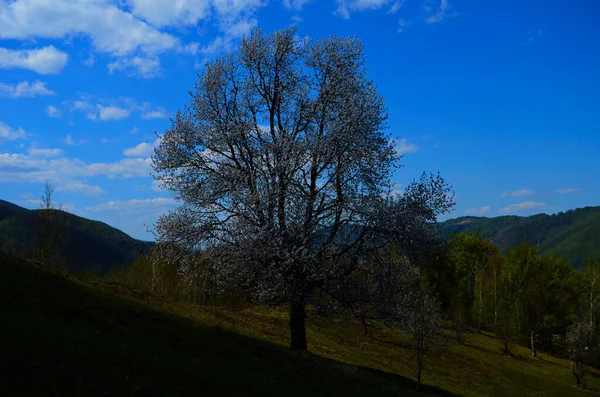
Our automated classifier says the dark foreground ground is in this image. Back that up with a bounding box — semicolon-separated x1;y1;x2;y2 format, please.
1;251;597;396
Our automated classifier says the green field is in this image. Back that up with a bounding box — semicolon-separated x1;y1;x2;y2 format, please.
2;251;598;396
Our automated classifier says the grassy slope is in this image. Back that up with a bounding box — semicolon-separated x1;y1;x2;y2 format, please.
2;251;599;396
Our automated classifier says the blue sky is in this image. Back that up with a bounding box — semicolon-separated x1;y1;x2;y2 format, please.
1;0;598;240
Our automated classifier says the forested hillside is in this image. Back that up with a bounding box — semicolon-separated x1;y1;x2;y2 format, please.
438;206;600;268
0;200;153;273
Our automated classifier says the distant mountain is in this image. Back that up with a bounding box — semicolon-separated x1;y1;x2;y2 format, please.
0;200;153;274
438;206;600;269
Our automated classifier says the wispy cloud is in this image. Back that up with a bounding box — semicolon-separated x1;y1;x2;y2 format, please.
55;182;105;196
500;201;547;214
424;0;451;24
141;110;168;120
464;206;491;216
124;140;159;157
389;0;406;14
335;0;393;19
282;0;311;12
397;18;412;32
107;56;162;78
525;29;543;45
0;122;27;141
555;188;582;194
501;189;534;197
97;105;131;121
45;105;62;118
392;138;419;156
62;134;86;146
0;80;55;98
60;96;165;122
0;151;153;184
85;197;176;215
27;147;63;158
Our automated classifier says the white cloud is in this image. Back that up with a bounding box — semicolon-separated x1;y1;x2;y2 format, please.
97;105;131;121
389;0;406;14
193;0;266;63
46;105;61;118
0;152;153;183
82;197;177;240
0;0;180;57
83;54;95;67
107;56;161;78
124;140;158;157
0;46;68;74
397;18;411;33
392;138;419;156
282;0;311;11
55;182;105;196
62;96;165;121
0;0;273;78
501;189;534;197
555;188;582;194
335;0;392;19
500;201;547;214
85;197;176;214
464;206;491;216
27;147;63;158
0;80;55;98
62;134;86;146
151;179;167;192
141;110;167;119
0;122;27;141
64;134;76;146
126;0;211;27
424;0;450;24
86;158;153;179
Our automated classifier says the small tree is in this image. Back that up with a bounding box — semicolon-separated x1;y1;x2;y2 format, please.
583;258;600;328
383;260;446;391
36;181;68;270
565;321;595;387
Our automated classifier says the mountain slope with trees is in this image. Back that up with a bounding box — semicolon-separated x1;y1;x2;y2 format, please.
438;206;600;268
0;199;153;273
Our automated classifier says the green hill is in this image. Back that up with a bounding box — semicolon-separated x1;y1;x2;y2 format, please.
438;206;600;268
0;199;153;273
2;250;599;396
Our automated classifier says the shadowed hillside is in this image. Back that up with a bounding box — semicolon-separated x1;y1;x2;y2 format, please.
2;250;598;396
438;206;600;268
0;250;432;397
0;200;153;273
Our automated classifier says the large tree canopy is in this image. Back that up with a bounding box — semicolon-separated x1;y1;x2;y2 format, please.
152;26;453;350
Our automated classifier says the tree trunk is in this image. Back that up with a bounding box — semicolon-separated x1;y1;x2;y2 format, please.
530;331;538;359
590;271;595;328
494;268;498;329
478;276;483;333
571;363;583;386
503;338;510;355
290;301;308;351
416;351;423;391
